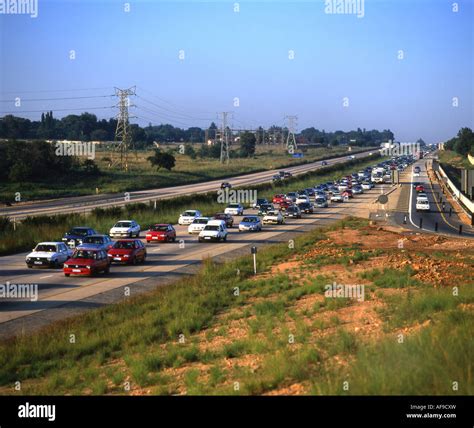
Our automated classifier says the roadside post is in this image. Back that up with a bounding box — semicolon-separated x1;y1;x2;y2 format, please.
459;225;463;235
251;246;257;275
403;214;407;224
449;208;452;217
419;218;423;229
435;222;438;232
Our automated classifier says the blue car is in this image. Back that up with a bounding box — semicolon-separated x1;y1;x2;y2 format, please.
77;234;114;251
62;227;98;248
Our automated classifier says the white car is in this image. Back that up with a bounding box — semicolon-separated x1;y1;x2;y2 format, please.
413;166;421;177
224;203;244;216
361;182;373;190
198;220;228;242
263;210;285;225
331;192;344;202
109;220;140;238
178;210;202;225
416;197;430;212
295;195;310;205
188;217;210;234
338;183;348;192
26;242;73;268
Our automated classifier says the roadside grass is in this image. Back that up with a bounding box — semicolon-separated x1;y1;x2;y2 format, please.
378;285;474;330
359;266;423;288
0;154;382;256
315;309;474;395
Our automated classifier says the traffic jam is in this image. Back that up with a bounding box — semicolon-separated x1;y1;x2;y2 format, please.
24;155;414;278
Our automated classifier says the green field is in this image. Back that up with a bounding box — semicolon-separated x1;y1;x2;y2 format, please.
0;145;372;202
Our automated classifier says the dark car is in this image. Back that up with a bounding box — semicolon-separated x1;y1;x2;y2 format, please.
258;203;274;216
146;224;176;243
108;239;147;264
62;227;98;248
297;202;314;213
64;247;110;277
253;198;269;209
220;182;232;189
321;160;328;166
284;206;302;218
213;213;234;228
77;234;114;251
304;188;315;197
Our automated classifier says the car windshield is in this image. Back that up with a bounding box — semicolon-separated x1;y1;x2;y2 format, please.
115;222;131;228
113;241;135;249
267;211;278;216
83;237;104;244
205;225;219;231
35;245;56;252
151;225;168;231
70;228;90;236
73;250;98;259
193;218;208;224
316;199;325;203
183;211;196;216
243;217;257;222
228;204;240;208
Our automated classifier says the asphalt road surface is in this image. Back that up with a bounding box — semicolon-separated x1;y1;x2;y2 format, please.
391;157;474;238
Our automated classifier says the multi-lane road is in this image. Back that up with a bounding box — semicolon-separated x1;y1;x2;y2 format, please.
391;156;474;237
0;151;375;219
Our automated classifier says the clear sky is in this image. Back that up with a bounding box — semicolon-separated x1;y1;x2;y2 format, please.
0;0;473;143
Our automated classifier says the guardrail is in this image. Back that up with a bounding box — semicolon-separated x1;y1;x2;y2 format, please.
437;163;474;222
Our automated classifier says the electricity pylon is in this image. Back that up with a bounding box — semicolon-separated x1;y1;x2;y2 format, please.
219;111;232;164
285;115;298;153
114;86;136;171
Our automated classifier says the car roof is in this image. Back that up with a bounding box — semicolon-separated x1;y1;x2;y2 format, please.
36;242;64;246
152;223;171;226
114;239;139;242
73;246;101;251
207;219;226;225
85;234;108;238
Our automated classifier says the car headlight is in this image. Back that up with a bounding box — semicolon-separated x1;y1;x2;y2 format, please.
64;264;69;268
86;266;91;269
123;255;129;258
26;258;31;262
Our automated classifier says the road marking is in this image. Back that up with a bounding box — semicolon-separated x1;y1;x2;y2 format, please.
39;275;53;279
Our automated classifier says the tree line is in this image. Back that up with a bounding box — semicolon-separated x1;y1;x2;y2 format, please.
0;113;394;148
444;128;474;157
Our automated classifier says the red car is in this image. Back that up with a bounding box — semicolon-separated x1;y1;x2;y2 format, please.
279;200;291;211
146;224;176;243
108;239;147;264
272;194;286;204
416;184;425;193
64;247;110;277
341;189;354;198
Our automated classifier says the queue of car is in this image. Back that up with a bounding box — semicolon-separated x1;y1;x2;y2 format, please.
26;154;417;278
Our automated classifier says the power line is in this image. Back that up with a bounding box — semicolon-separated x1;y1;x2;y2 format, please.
0;106;115;114
0;95;114;103
136;94;214;121
0;87;112;95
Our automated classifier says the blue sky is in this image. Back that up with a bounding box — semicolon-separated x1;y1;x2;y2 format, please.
0;0;473;143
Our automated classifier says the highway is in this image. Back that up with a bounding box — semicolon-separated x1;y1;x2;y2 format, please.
0;150;375;219
390;157;474;238
0;184;381;339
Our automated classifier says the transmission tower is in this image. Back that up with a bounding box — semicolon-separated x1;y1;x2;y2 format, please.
285;115;298;152
114;86;136;171
219;112;232;164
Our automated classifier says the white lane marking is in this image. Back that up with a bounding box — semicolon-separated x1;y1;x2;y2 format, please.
40;275;53;279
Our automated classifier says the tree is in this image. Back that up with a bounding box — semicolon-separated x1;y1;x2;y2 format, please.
147;149;176;171
454;128;474;156
240;131;256;157
184;144;197;159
